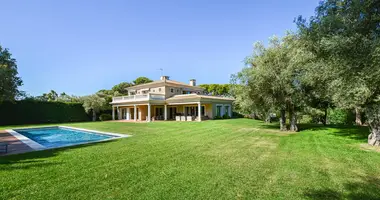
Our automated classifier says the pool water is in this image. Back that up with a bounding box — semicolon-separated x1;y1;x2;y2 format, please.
14;127;117;148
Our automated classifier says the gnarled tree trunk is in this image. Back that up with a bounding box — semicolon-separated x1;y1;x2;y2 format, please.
322;108;328;126
280;109;287;131
355;107;362;126
366;104;380;146
289;105;298;132
92;110;97;121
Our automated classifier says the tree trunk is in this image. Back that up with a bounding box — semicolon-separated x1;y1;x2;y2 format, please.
92;110;97;121
355;107;362;126
322;108;328;126
280;109;287;131
289;106;298;132
366;104;380;146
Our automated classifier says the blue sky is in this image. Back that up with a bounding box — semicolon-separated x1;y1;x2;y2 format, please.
1;0;319;96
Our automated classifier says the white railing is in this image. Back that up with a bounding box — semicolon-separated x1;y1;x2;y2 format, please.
112;94;165;103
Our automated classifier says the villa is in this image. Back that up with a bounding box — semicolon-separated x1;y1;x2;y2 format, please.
110;76;234;122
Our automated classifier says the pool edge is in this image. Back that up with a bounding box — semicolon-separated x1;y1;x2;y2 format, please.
4;126;131;156
5;129;47;151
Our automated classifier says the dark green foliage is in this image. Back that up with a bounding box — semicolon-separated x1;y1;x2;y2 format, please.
222;114;231;119
199;84;231;96
99;114;112;121
214;116;222;120
328;109;356;125
111;82;132;95
0;46;23;102
232;111;244;118
0;100;89;125
133;77;153;85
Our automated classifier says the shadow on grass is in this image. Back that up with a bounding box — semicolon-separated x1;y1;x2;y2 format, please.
0;139;117;170
304;175;380;200
257;122;370;142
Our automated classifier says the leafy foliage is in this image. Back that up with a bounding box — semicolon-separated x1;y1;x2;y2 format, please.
199;84;231;96
0;46;23;102
99;113;112;121
82;95;106;121
0;100;89;125
133;76;153;85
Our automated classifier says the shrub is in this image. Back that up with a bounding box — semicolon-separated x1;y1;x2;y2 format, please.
222;114;231;119
0;100;90;125
328;108;355;125
99;114;112;121
214;116;222;120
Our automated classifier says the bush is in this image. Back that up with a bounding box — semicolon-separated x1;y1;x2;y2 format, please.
214;116;222;120
232;112;244;118
0;100;90;125
99;114;112;121
222;114;231;119
328;108;355;125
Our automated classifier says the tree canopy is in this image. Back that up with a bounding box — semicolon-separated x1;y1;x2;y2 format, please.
82;94;106;121
0;46;23;102
232;0;380;145
133;77;153;85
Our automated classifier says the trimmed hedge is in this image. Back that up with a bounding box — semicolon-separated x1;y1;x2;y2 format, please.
0;100;90;125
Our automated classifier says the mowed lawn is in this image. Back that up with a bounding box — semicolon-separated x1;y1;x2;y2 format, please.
1;119;380;200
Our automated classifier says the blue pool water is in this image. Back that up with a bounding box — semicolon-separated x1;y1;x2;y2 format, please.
15;127;117;148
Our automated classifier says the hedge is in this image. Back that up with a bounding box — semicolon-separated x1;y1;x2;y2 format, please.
0;100;90;125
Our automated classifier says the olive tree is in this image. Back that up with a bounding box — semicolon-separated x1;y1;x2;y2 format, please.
297;0;380;145
82;95;106;121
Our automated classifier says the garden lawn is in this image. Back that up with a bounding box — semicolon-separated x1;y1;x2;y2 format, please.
1;119;380;200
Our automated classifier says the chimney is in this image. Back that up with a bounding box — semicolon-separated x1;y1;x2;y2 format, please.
160;76;170;81
189;79;196;86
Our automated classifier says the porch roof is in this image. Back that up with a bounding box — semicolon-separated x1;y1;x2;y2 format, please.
166;94;234;104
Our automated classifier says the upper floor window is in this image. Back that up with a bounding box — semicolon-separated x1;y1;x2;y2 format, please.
171;88;174;93
159;88;162;92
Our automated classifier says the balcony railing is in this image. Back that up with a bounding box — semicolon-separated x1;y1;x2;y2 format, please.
112;93;165;103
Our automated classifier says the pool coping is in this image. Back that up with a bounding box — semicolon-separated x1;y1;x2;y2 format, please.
5;126;131;153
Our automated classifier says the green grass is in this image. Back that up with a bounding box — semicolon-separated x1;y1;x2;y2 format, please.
1;119;380;200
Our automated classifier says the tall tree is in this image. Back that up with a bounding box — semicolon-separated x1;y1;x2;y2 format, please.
133;77;153;85
297;0;380;145
0;46;23;102
82;95;106;121
111;82;132;95
233;34;307;131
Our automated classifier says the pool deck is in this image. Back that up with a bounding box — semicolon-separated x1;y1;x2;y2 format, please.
0;130;33;156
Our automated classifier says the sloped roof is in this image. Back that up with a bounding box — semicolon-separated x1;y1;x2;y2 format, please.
126;79;203;90
166;94;234;101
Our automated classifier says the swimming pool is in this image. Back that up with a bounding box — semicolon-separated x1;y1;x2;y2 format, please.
7;126;127;150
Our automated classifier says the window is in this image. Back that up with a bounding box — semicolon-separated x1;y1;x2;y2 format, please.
216;106;222;117
153;89;155;92
224;106;229;116
159;88;162;92
171;88;174;93
176;89;179;93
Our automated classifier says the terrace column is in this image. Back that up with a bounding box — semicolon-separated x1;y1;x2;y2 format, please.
134;105;137;121
147;103;151;122
112;106;115;120
126;108;130;120
164;105;167;120
198;102;202;122
117;107;121;120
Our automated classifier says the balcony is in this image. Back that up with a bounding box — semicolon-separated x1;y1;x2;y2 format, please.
112;93;165;103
